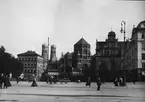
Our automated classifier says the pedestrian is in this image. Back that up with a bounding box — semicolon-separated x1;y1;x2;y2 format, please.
0;73;4;89
114;77;118;86
132;78;136;84
96;77;101;91
49;76;53;84
9;72;12;80
3;75;9;89
31;75;38;87
86;77;91;87
16;76;20;84
119;76;123;86
46;74;49;83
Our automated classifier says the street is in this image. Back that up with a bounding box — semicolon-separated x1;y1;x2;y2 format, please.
0;81;145;102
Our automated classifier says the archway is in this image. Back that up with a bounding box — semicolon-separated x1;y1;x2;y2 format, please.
99;61;109;81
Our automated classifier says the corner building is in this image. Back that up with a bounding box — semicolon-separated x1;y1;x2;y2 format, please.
17;51;44;81
124;21;145;81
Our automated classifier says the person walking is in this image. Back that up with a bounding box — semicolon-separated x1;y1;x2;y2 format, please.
3;75;9;89
86;77;91;87
16;76;20;84
119;76;123;86
96;77;101;91
114;77;118;86
31;75;38;87
0;73;4;89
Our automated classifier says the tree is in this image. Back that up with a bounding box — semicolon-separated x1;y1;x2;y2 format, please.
0;46;23;77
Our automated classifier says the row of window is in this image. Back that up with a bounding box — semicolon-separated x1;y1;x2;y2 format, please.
19;57;37;61
24;69;36;73
23;63;37;67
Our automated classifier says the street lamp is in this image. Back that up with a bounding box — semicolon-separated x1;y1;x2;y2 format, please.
120;21;126;85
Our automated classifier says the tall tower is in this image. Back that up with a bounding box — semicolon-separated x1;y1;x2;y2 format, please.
50;45;57;62
42;37;49;69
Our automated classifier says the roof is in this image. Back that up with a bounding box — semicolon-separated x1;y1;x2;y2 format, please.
108;31;116;36
74;38;90;46
137;20;145;29
17;51;41;57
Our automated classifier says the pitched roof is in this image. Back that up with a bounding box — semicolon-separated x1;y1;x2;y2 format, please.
74;38;90;46
17;51;41;57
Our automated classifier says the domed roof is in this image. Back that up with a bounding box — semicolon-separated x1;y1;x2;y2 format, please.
137;20;145;29
108;31;116;36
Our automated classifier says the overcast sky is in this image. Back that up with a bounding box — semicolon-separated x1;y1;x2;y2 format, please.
0;0;145;59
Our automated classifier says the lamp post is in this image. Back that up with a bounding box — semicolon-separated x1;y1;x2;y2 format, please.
120;21;126;85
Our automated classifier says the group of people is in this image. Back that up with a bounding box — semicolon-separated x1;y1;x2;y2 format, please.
114;77;126;86
0;73;11;89
86;77;102;91
46;75;57;84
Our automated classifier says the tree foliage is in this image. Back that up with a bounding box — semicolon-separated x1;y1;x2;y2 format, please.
0;46;23;77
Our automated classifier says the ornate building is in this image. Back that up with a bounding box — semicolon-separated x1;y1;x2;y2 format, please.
94;31;124;81
17;51;44;81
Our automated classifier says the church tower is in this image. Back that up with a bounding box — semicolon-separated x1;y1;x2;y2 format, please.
42;37;49;69
50;45;57;62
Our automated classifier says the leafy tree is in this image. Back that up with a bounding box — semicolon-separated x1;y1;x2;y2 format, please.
0;46;23;77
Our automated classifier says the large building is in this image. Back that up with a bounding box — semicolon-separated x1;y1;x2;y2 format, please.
124;20;145;81
93;31;124;81
17;51;44;81
73;38;91;73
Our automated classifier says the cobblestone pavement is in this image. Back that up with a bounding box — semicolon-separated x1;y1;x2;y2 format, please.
0;81;145;102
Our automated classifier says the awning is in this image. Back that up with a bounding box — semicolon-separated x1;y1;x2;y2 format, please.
48;72;59;76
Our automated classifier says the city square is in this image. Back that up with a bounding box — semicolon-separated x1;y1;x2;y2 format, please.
0;1;145;102
0;81;145;102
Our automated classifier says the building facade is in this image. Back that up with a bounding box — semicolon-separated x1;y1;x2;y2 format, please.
94;31;124;81
73;38;91;73
124;21;145;81
17;51;44;81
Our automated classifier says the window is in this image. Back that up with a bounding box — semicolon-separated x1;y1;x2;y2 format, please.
142;43;145;51
142;53;145;60
142;33;144;39
142;63;145;69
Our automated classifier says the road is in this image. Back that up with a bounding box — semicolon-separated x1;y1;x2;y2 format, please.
0;81;145;102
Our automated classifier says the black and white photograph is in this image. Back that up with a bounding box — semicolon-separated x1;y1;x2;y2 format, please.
0;0;145;102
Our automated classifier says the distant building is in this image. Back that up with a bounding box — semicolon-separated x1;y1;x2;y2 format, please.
50;45;57;62
124;20;145;81
94;31;124;81
63;52;73;72
42;37;49;69
73;38;91;73
17;51;44;81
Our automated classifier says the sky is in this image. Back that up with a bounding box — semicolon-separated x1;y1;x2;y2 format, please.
0;0;145;59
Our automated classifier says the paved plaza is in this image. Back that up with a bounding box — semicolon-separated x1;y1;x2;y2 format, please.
0;81;145;102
